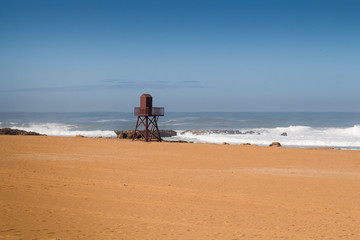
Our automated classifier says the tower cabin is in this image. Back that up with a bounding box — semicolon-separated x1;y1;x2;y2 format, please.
133;94;164;141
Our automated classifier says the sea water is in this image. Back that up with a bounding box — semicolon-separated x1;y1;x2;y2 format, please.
1;112;360;149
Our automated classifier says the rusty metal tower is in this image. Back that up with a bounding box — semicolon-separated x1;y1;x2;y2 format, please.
133;94;164;142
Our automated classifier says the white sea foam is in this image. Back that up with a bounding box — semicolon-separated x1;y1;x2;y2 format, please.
9;123;116;138
97;119;131;123
165;125;360;149
4;119;360;149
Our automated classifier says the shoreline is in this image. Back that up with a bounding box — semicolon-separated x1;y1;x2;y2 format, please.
2;118;360;148
3;127;360;150
5;133;360;151
1;135;360;239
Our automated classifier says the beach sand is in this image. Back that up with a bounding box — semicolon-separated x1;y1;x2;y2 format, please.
1;135;360;240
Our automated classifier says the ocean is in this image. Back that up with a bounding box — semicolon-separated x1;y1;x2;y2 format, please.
1;112;360;149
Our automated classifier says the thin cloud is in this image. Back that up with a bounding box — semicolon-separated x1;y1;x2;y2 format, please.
180;80;201;83
0;80;205;93
100;79;133;84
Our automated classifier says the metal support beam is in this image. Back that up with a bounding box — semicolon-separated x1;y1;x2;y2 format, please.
133;116;162;142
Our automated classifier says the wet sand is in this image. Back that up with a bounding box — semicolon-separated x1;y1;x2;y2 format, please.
1;135;360;239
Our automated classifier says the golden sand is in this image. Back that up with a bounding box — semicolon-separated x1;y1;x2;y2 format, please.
1;135;360;239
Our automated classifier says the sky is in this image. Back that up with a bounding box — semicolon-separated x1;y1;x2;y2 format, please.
0;0;359;112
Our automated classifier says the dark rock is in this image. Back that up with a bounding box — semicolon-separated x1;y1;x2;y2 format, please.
159;130;177;137
244;131;255;134
115;130;138;139
0;128;44;136
269;142;281;147
281;132;287;136
116;130;142;139
180;129;259;135
181;130;207;135
118;132;128;139
222;142;230;145
114;130;177;139
75;135;85;138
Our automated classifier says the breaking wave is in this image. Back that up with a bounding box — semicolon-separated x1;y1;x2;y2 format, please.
2;112;360;149
1;122;116;138
164;125;360;149
96;119;131;123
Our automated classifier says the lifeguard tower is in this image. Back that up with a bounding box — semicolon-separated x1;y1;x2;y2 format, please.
133;94;164;142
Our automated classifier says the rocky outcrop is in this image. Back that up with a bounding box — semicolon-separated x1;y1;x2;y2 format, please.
269;142;281;147
281;132;287;136
159;130;177;137
180;130;258;135
114;130;177;139
0;128;45;136
114;130;141;139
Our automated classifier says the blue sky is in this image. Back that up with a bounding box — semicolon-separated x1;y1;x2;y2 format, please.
1;0;359;112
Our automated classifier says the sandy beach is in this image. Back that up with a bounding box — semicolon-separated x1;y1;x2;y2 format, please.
1;135;360;240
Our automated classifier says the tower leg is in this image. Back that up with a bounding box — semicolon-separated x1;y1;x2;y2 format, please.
145;116;149;142
133;116;162;142
132;116;145;140
150;116;162;142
